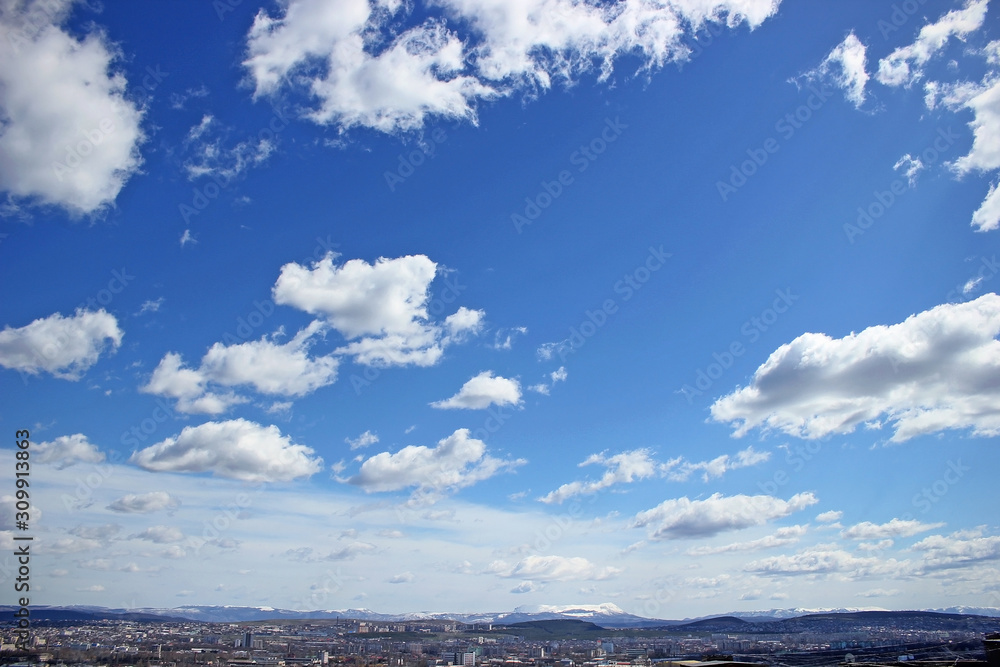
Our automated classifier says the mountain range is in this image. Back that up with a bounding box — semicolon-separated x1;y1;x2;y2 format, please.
6;603;1000;628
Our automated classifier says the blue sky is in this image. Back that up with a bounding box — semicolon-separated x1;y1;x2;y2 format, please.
2;0;1000;617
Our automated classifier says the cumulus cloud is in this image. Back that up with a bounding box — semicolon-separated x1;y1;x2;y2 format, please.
345;428;524;499
388;571;415;584
803;32;868;107
745;543;907;578
142;322;337;414
273;253;482;367
816;510;843;523
242;0;781;134
431;371;522;409
711;294;1000;442
489;555;620;582
35;434;105;468
0;0;145;214
130;419;322;482
686;525;808;556
912;527;1000;570
0;309;122;380
841;518;944;540
632;492;817;540
876;0;988;87
107;491;180;514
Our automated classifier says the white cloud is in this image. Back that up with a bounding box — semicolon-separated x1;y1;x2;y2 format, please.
107;491;180;514
876;0;989;87
816;510;843;523
893;153;924;186
912;528;1000;570
711;294;1000;442
668;445;770;482
949;76;1000;176
857;588;900;598
805;32;869;107
346;428;524;498
142;323;337;414
841;518;944;540
130;419;322;482
745;543;907;578
540;445;769;504
539;448;660;504
35;434;105;468
242;0;781;134
388;571;415;584
431;371;522;409
0;309;122;380
631;492;817;540
529;366;568;395
130;525;185;544
686;525;808;556
972;180;1000;232
347;430;379;450
492;326;527;350
273;253;482;367
489;555;619;582
0;0;145;214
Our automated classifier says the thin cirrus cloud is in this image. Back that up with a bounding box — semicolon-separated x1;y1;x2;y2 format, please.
685;524;809;556
0;0;145;215
242;0;782;134
631;492;818;540
430;371;522;410
539;445;770;504
129;419;323;483
487;554;620;582
710;294;1000;443
0;309;122;380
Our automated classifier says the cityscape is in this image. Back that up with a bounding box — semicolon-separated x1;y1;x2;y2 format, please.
3;606;1000;667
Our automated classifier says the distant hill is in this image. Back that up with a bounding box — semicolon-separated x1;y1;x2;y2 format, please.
501;619;606;639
